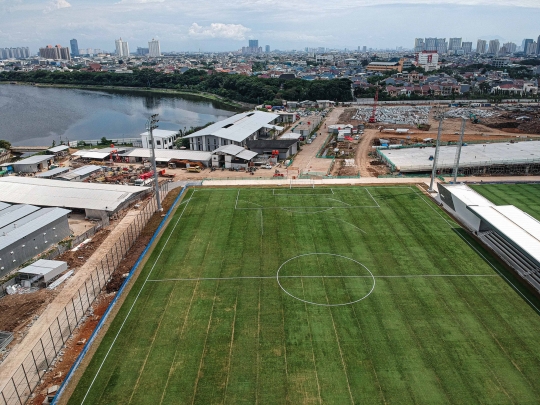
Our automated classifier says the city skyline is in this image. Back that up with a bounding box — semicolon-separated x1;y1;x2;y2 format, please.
0;0;539;52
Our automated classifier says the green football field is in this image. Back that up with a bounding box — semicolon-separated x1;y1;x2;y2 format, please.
471;183;540;221
68;186;540;405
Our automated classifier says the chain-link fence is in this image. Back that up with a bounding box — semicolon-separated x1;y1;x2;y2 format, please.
0;182;170;405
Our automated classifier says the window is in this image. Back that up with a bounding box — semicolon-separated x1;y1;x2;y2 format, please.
156;140;161;145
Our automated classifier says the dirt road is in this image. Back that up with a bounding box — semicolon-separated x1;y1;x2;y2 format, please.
355;129;378;177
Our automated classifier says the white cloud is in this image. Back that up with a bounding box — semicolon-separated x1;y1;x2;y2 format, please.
43;0;71;13
188;23;250;40
117;0;164;4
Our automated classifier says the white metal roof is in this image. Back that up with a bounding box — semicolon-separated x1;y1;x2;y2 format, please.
0;205;40;229
77;151;110;160
13;155;53;166
47;145;69;153
0;177;148;212
184;111;279;143
0;202;10;212
35;167;70;178
122;149;212;162
379;141;540;172
262;124;284;131
140;129;177;139
212;144;258;160
468;205;540;264
280;133;302;140
56;165;102;181
18;260;67;283
441;184;494;207
0;207;71;251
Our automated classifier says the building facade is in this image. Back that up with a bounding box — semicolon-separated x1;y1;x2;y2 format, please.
462;42;472;54
39;45;70;60
0;47;30;59
70;39;79;57
148;39;161;57
488;39;500;55
448;37;462;51
476;39;487;54
115;38;130;57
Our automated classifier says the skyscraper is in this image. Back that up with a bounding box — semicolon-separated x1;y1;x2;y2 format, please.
148;39;161;57
476;39;487;54
425;38;437;51
502;42;517;54
488;39;500;55
537;35;540;55
522;38;533;53
526;41;537;55
39;44;70;60
249;39;258;48
265;45;270;53
436;38;448;54
242;39;261;54
414;38;425;52
448;38;462;51
70;39;79;57
462;42;472;54
115;38;129;57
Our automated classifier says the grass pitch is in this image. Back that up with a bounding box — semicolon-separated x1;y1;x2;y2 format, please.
68;186;540;405
471;183;540;220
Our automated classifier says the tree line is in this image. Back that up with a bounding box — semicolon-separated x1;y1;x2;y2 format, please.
0;69;354;104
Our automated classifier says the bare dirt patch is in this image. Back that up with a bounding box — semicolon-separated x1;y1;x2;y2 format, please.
0;290;56;333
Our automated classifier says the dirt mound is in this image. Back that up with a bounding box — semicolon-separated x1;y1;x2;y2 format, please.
0;290;55;332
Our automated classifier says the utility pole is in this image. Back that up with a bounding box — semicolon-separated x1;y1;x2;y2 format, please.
428;106;445;192
452;117;466;183
146;114;162;211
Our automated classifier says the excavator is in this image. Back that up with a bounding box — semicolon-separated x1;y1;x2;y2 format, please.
470;112;479;124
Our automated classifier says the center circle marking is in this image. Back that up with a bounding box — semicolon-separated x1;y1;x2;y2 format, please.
276;253;375;306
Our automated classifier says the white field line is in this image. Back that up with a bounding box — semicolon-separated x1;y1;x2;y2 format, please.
260;209;264;236
237;205;379;210
334;218;367;234
237;199;264;208
365;189;381;208
412;188;540;316
234;189;240;210
280;207;335;215
325;198;351;206
147;274;498;282
80;191;196;405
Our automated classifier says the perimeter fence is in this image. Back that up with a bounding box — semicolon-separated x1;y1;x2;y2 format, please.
0;182;171;405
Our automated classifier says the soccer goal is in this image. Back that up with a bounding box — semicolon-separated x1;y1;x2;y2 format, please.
290;179;315;189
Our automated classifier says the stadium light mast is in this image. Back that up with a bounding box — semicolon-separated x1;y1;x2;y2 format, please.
146;113;162;212
428;106;445;192
452;117;467;183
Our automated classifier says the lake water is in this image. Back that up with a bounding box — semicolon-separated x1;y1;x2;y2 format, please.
0;84;238;146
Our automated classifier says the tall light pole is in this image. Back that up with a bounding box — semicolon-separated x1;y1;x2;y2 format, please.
146;114;162;212
428;106;445;192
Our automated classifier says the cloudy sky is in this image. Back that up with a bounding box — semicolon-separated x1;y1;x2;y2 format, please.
1;0;539;53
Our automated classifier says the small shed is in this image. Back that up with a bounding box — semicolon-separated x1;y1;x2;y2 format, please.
46;145;70;157
56;165;102;181
246;139;299;160
18;259;68;286
12;155;55;173
35;166;70;179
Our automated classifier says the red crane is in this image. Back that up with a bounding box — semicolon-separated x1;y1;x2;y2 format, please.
369;88;379;123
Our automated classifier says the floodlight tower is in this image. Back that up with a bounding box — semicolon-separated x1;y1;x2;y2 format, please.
146;113;162;212
428;105;446;192
452;117;467;183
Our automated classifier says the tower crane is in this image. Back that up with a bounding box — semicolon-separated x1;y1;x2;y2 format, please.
369;87;379;123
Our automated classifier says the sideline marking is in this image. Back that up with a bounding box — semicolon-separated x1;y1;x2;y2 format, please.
325;198;351;206
365;189;381;208
80;191;196;404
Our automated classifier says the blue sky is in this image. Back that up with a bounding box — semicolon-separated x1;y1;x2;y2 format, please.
1;0;539;53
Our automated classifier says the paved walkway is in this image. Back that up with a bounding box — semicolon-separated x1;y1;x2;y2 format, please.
0;209;141;393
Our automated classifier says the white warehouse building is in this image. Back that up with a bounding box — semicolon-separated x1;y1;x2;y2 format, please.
184;111;283;152
140;129;178;150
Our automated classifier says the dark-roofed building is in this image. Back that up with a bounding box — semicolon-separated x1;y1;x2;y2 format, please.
246;139;299;160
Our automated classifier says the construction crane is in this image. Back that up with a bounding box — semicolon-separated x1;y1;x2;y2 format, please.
369;87;379;123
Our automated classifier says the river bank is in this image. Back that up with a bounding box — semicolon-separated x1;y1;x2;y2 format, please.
0;81;251;111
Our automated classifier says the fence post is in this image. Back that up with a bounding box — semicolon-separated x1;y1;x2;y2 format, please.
56;318;65;345
11;377;22;405
40;339;49;369
64;307;72;335
20;364;31;395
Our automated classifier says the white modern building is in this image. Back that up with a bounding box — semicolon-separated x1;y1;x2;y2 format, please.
416;52;439;71
184;111;283;152
148;39;161;57
115;38;130;57
140;129;178;149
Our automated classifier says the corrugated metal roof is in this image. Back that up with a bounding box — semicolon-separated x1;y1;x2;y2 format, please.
0;207;70;251
0;177;148;212
75;151;110;160
212;145;258;160
0;207;57;236
0;205;40;229
0;202;10;212
12;155;53;165
469;205;540;265
236;150;258;160
139;129;177;139
35;167;70;178
184;111;279;143
122;149;212;162
56;165;102;181
47;145;70;153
